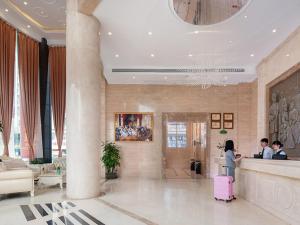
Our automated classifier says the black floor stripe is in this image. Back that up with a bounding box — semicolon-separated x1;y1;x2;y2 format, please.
57;203;63;208
20;205;36;221
34;204;48;217
59;215;74;225
79;209;105;225
45;203;54;212
70;212;89;225
46;220;57;225
67;202;76;207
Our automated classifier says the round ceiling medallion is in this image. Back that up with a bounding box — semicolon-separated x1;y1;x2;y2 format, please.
33;7;48;18
172;0;250;25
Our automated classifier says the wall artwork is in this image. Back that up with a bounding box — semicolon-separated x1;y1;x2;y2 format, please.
223;113;234;129
114;113;153;142
269;68;300;157
211;113;221;129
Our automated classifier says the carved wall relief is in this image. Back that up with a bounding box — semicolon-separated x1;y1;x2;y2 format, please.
269;69;300;157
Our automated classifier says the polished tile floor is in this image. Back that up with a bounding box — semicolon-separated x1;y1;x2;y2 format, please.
0;179;288;225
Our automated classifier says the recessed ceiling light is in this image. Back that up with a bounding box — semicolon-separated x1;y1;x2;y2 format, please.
194;30;200;34
115;54;119;58
164;76;168;80
244;15;248;19
250;54;254;57
24;1;28;5
5;8;8;12
228;40;233;44
27;25;31;29
107;32;112;36
272;29;277;33
223;76;228;81
188;54;193;57
132;76;136;79
286;54;290;57
148;31;152;35
150;54;155;58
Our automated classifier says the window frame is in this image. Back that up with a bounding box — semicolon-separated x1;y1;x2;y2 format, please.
167;122;187;149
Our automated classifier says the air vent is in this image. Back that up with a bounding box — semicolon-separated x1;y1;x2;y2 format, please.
112;68;245;73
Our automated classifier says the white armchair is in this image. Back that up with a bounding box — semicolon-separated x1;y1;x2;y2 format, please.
0;167;34;196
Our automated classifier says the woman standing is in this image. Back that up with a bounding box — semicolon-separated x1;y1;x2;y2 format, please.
224;140;243;182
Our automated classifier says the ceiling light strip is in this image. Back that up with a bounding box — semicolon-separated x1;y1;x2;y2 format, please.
5;0;65;32
112;68;245;73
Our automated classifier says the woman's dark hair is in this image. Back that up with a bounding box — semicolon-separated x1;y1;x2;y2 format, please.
272;140;283;148
224;140;234;152
260;138;268;143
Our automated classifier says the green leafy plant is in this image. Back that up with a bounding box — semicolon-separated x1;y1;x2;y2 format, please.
30;158;44;164
101;142;121;179
219;129;228;135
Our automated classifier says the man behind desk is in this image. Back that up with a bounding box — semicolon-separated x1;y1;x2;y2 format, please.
260;138;274;159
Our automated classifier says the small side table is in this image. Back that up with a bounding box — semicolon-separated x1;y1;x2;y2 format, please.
38;172;66;189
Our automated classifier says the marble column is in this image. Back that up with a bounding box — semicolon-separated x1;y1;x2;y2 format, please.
66;0;101;199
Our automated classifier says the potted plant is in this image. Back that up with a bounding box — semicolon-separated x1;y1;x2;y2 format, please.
101;142;121;179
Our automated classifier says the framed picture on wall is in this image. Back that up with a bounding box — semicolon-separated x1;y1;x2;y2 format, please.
223;113;234;129
211;121;221;129
211;113;221;129
223;121;234;129
211;113;221;121
224;113;233;121
114;113;153;142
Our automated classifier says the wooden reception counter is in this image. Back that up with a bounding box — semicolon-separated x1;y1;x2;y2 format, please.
238;158;300;225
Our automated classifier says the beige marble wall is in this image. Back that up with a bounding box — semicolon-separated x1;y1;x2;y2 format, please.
257;26;300;140
105;83;257;179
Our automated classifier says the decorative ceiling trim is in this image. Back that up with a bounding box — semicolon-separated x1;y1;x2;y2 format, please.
5;0;65;32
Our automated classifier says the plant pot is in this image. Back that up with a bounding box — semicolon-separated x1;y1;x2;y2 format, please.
105;172;118;180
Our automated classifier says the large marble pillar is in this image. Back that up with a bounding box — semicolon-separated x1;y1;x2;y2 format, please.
66;0;101;199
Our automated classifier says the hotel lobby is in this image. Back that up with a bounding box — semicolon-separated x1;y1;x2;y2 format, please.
0;0;300;224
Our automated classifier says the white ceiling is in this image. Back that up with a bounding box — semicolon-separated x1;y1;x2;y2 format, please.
94;0;300;85
1;0;300;85
0;0;66;45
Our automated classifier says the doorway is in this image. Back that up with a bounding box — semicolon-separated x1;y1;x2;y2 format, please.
162;113;209;179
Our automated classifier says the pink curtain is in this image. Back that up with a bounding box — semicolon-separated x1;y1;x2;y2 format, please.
18;33;39;160
0;19;16;156
49;47;66;157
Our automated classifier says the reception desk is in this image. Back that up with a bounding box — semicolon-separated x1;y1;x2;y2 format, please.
238;158;300;225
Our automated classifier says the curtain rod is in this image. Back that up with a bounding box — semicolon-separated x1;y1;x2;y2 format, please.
0;16;65;47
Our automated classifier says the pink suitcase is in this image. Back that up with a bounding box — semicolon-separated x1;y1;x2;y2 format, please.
213;175;233;202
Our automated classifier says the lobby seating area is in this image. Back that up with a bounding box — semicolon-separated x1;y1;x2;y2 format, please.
1;0;300;225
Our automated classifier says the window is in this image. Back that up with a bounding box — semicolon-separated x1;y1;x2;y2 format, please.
51;113;67;159
0;40;21;158
167;122;187;148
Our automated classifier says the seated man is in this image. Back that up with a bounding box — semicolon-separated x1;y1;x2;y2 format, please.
260;138;274;159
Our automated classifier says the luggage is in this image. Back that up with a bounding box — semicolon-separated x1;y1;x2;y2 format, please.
214;176;233;202
214;166;234;202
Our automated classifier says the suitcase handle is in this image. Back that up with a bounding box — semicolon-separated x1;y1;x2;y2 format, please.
222;166;230;176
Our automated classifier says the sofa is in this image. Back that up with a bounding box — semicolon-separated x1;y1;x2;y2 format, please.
0;161;34;196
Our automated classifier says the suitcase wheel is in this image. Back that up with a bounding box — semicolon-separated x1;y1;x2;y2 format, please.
225;200;232;203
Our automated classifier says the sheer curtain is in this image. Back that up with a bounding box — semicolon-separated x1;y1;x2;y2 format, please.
18;33;39;160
